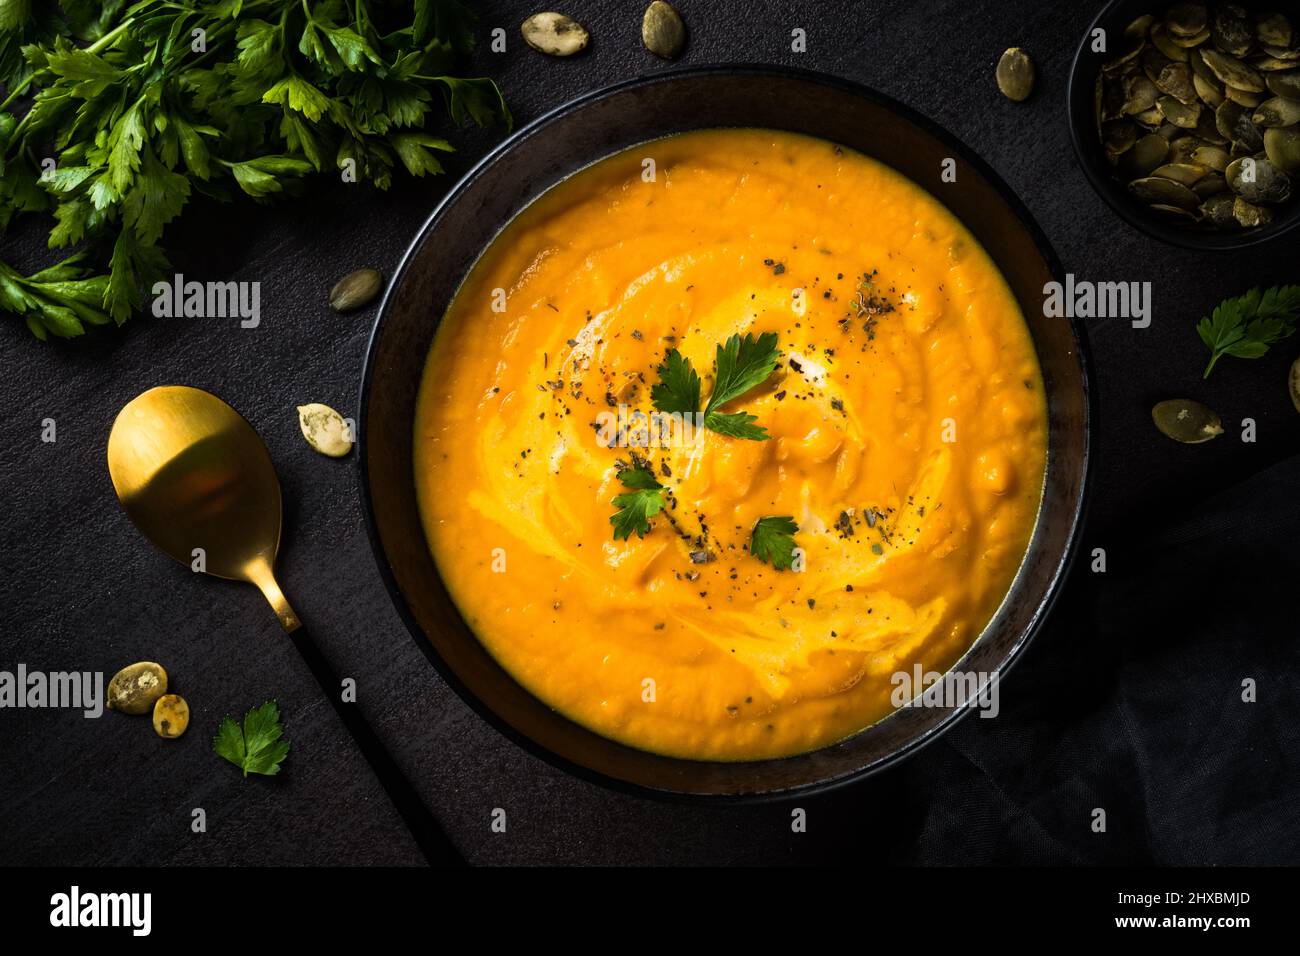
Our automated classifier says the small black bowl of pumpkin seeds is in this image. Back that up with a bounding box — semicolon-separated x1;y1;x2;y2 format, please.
1069;0;1300;248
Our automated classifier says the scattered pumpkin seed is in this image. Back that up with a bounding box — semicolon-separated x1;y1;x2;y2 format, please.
521;12;589;57
328;267;383;313
996;47;1035;101
1152;398;1224;443
297;403;353;457
1289;355;1300;412
107;662;169;715
152;694;190;739
642;1;686;59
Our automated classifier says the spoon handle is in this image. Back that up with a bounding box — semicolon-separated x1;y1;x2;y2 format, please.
291;625;465;866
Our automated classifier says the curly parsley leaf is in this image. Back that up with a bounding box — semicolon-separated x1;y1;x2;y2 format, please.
1198;285;1300;378
609;464;666;540
750;516;799;571
213;699;291;778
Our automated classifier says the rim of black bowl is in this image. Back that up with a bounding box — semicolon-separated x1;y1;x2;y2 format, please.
1067;0;1300;251
358;64;1094;803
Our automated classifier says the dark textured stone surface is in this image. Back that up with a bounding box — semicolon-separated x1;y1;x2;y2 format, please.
2;1;1298;866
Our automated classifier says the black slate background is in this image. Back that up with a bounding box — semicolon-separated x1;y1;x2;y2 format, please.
2;0;1299;866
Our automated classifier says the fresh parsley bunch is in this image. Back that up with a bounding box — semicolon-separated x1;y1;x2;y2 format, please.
0;0;510;341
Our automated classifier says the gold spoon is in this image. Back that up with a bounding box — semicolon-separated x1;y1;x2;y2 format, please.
108;385;460;865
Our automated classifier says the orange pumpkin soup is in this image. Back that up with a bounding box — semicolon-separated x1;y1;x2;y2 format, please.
414;129;1046;761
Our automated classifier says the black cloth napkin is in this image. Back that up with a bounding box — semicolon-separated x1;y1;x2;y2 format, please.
823;452;1300;865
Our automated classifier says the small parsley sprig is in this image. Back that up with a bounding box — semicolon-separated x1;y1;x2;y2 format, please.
1197;285;1300;378
750;516;799;571
213;699;290;778
651;331;780;440
609;464;666;540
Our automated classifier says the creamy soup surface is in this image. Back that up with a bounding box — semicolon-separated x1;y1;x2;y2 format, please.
414;129;1047;761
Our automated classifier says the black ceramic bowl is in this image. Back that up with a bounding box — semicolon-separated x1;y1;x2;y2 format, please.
359;66;1092;800
1067;0;1300;250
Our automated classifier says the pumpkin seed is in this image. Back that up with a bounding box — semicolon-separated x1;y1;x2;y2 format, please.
1212;4;1254;56
1126;13;1156;39
152;694;190;739
1262;44;1300;60
1201;47;1265;90
1201;191;1239;225
521;12;589;57
1167;135;1200;163
1151;161;1210;184
1158;94;1202;127
1173;27;1212;47
1149;202;1202;221
1256;12;1293;48
1122;132;1170;177
1157;62;1198;103
1253;95;1300;126
1265;70;1300;98
1225;85;1264;107
297;403;353;457
1264;125;1300;170
1103;119;1139;156
1193;71;1225;106
1124;74;1160;113
642;1;686;59
1289;356;1300;413
1216;98;1265;149
1152;23;1191;61
1189;47;1218;82
1168;2;1209;37
328;267;383;313
1153;399;1223;443
108;662;168;715
1227;155;1292;202
1256;55;1300;71
1130;175;1202;208
1193;170;1228;195
996;48;1035;101
1192;143;1231;168
1233;195;1274;225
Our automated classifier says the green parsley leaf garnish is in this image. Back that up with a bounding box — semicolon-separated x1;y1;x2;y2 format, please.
650;332;780;440
609;464;666;540
1197;285;1300;378
0;0;511;341
750;516;799;571
650;348;701;415
213;699;291;778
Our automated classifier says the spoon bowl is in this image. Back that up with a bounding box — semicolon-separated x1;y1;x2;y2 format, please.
107;385;298;629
